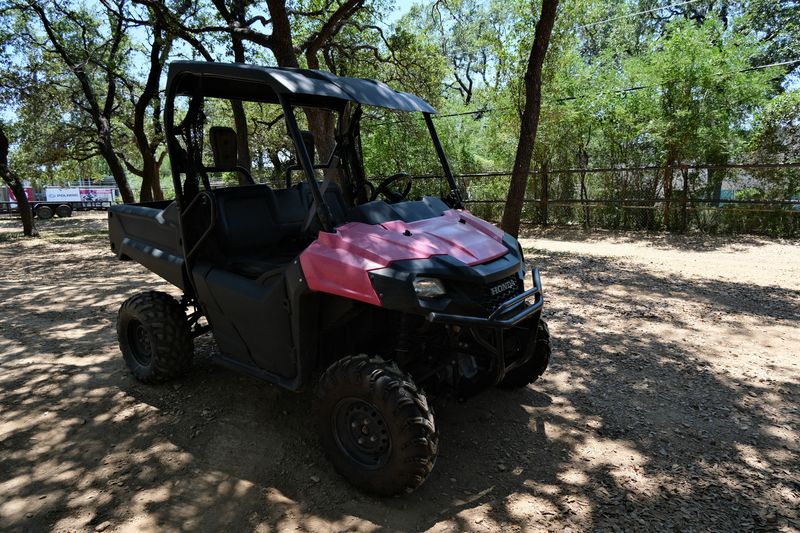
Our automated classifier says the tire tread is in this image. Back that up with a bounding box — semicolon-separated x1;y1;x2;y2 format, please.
499;319;551;389
315;354;439;495
117;291;193;383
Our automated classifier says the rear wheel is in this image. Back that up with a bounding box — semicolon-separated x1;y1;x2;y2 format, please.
117;291;193;383
36;205;54;219
55;204;73;217
315;355;438;496
499;319;551;389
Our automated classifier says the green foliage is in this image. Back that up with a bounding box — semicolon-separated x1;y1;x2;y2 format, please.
0;0;796;234
628;16;774;162
748;90;800;198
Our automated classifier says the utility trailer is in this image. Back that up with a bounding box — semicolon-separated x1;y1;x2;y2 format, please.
0;186;116;219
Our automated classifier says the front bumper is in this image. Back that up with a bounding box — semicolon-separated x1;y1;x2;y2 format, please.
426;269;543;328
424;268;544;389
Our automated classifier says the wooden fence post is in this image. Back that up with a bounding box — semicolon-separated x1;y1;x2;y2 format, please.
681;164;689;233
541;161;549;226
579;170;589;227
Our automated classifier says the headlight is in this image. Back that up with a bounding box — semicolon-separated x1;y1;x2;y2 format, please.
413;277;446;298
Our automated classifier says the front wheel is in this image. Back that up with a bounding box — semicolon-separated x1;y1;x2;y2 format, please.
314;355;438;496
117;291;194;383
499;318;551;389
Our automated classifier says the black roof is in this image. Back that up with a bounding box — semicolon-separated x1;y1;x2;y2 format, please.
167;61;437;114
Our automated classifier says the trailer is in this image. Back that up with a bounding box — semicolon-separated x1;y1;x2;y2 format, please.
0;186;118;219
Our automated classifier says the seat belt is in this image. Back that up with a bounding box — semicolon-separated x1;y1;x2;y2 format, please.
302;156;340;234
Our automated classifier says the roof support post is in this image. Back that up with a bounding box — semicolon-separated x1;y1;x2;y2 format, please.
424;113;464;208
164;80;183;207
280;97;334;232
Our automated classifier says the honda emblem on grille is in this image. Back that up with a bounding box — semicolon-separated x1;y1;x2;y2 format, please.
490;278;517;296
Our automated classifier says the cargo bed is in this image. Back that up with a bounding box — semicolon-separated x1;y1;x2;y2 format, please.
108;201;185;289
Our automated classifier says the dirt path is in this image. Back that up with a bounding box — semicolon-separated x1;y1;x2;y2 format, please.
1;214;798;532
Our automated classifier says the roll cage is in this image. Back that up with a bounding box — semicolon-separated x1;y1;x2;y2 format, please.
163;61;464;233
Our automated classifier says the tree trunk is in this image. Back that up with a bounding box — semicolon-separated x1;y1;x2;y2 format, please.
304;108;336;164
621;170;628;228
231;100;252;184
268;152;284;181
31;2;134;204
304;51;337;163
577;147;589;227
134;125;159;203
662;148;676;230
0;127;38;237
500;0;559;237
139;160;164;202
266;0;300;68
229;1;252;184
211;0;363;171
267;0;336;166
134;22;170;203
137;156;160;203
681;165;689;232
706;148;727;201
151;159;164;200
150;97;166;201
99;123;135;203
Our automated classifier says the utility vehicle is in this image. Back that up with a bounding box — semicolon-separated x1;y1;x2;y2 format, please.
109;61;550;496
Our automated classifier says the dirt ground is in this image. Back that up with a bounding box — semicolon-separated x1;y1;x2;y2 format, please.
0;212;798;533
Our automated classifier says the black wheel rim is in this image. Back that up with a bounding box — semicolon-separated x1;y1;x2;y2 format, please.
332;398;391;469
127;319;152;366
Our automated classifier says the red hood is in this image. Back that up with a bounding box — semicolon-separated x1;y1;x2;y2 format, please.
299;210;508;305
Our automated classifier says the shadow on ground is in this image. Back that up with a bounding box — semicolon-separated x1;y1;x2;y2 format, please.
0;220;797;531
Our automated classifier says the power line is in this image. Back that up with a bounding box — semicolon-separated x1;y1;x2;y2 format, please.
419;58;800;121
390;3;799;125
421;3;800;121
741;58;800;72
578;0;703;29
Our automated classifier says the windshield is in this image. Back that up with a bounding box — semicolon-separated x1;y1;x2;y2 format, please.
167;88;462;216
356;110;452;200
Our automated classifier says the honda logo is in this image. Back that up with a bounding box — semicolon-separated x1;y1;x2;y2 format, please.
490;279;517;296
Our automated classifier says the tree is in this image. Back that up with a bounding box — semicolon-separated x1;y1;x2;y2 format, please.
0;125;38;236
749;90;800;198
140;0;388;163
631;16;774;211
420;0;507;105
0;7;37;235
113;2;176;201
203;0;253;182
500;0;558;237
24;0;135;202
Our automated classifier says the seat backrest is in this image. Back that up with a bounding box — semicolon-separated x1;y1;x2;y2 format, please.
213;185;281;253
294;181;348;226
300;130;316;163
270;187;309;235
212;181;348;258
209;127;238;168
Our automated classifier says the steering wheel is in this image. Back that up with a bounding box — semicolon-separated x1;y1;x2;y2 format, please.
370;172;412;203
